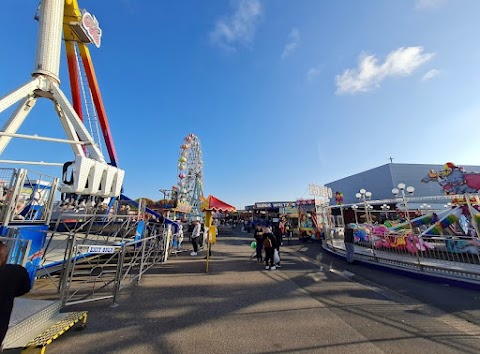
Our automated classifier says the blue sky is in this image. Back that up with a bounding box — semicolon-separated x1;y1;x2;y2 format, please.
1;0;480;209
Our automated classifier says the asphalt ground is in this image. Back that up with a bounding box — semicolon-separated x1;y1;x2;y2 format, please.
10;227;480;354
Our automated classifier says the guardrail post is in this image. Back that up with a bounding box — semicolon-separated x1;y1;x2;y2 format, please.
414;234;423;270
138;236;147;284
60;233;76;307
112;244;126;307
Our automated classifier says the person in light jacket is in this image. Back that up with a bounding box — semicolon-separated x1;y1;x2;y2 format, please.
190;221;201;256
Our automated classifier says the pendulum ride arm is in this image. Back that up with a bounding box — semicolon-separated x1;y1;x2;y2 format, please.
77;44;118;167
65;40;83;120
63;0;119;167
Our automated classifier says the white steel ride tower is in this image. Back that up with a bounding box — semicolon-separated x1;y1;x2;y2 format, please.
0;0;124;201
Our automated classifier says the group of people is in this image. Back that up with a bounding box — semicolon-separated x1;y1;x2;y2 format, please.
188;220;212;257
172;219;219;258
253;225;282;270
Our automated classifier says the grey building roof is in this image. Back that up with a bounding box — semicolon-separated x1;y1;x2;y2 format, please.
325;163;480;206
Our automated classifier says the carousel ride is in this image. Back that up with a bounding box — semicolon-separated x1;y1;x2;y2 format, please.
325;183;480;286
176;133;204;220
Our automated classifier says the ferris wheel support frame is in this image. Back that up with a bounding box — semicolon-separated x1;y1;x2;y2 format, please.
177;133;204;220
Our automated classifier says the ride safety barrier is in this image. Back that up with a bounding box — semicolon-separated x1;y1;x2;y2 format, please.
323;227;480;286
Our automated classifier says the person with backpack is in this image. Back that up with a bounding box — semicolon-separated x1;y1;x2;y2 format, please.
263;226;277;270
273;223;283;268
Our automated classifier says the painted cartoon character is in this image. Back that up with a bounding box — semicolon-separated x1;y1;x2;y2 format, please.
405;234;433;253
335;191;344;205
445;238;480;254
421;162;480;195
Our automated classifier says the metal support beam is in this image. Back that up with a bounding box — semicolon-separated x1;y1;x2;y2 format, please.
51;83;105;162
0;97;38;154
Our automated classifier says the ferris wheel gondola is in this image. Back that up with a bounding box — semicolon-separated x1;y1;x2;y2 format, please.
177;133;204;220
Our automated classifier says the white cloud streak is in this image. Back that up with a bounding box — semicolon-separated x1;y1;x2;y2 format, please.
421;69;440;82
307;67;321;82
335;46;435;95
415;0;444;10
281;28;300;59
210;0;262;51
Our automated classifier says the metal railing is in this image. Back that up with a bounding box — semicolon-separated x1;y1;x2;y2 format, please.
0;168;58;226
0;232;31;266
59;225;176;307
323;227;480;284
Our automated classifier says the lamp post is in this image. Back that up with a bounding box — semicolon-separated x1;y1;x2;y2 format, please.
351;204;359;224
380;203;390;221
420;203;431;215
392;183;415;227
355;189;372;224
355;189;375;257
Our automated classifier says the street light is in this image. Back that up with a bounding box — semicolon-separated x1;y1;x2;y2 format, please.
392;182;415;226
420;203;431;215
351;204;359;224
356;189;373;224
356;189;376;256
380;203;390;220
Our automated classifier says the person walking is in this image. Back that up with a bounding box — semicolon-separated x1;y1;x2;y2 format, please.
344;224;355;264
253;225;264;262
198;223;205;249
273;224;282;268
285;220;292;245
0;242;31;348
176;224;184;251
203;227;213;259
190;220;201;256
263;226;277;270
279;218;286;246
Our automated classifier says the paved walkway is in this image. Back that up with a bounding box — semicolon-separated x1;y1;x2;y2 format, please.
18;228;480;353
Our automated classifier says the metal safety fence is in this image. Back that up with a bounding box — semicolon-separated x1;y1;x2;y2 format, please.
323;227;480;285
0;168;58;226
59;225;176;307
0;232;31;266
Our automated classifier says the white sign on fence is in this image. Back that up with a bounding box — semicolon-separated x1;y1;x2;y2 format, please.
86;245;116;254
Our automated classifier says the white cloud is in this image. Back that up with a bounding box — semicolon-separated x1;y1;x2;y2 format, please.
210;0;262;51
307;67;321;82
415;0;444;10
421;69;440;82
281;28;300;59
335;46;435;95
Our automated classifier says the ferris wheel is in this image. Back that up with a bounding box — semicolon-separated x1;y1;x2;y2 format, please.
177;133;204;219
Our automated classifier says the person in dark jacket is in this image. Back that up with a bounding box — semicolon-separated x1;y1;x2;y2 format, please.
253;225;264;262
344;224;355;263
0;242;31;347
263;226;277;270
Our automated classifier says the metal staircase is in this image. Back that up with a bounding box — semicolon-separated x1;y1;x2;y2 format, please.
2;298;87;352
